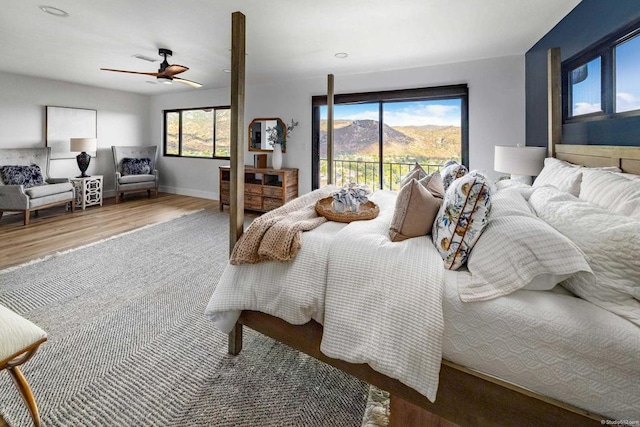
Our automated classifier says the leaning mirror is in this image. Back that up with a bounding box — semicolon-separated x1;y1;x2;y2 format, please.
248;118;286;152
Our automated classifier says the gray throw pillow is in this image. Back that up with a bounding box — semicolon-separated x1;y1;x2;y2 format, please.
122;158;152;175
0;164;44;188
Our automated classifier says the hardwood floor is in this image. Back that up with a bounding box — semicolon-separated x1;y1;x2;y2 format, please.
0;192;219;271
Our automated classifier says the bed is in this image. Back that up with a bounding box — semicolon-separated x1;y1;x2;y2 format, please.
212;28;639;425
205;142;640;426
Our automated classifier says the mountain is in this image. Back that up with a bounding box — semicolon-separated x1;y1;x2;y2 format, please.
320;119;413;155
320;119;460;160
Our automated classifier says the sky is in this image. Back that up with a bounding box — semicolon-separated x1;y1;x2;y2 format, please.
572;33;640;115
321;99;462;127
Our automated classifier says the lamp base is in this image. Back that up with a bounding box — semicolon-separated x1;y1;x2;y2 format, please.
510;174;532;185
76;152;91;178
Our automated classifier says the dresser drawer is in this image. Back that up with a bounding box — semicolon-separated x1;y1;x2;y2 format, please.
220;181;230;192
246;184;262;195
262;197;283;211
244;193;263;210
263;186;283;198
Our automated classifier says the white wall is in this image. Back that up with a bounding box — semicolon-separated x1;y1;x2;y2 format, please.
0;71;150;195
150;54;525;200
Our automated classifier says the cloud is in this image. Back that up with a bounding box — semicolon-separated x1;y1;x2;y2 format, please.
336;104;461;126
616;92;640;113
573;102;600;116
337;110;379;122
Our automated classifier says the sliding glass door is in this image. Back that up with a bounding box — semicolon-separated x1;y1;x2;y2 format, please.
312;85;468;190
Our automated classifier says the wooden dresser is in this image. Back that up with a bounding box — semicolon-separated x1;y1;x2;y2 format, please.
219;166;298;212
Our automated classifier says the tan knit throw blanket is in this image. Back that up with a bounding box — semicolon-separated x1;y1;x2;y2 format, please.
230;185;339;265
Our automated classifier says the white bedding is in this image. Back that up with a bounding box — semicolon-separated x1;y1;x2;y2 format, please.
205;219;347;332
443;270;640;420
206;190;446;402
321;190;444;402
205;186;640;419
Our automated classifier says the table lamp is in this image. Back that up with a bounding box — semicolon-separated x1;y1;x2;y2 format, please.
494;145;547;185
70;138;97;178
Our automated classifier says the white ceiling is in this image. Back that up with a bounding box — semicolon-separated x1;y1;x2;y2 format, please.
0;0;581;95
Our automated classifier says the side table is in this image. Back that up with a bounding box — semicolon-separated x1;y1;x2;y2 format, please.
70;175;103;210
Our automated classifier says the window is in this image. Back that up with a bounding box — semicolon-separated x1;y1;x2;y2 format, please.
311;85;468;190
563;18;640;122
569;57;602;117
615;33;640;113
163;106;230;158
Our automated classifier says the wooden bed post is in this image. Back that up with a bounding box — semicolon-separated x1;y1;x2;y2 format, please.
327;74;334;185
228;11;246;356
548;47;561;158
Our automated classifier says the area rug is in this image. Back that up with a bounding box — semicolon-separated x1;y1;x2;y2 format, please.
0;210;372;426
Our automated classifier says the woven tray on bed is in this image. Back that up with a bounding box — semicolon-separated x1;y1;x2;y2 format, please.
315;197;379;223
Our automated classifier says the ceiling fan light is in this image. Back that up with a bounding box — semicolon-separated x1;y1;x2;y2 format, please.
157;76;173;85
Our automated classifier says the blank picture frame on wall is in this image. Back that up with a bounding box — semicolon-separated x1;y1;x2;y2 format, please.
46;106;97;159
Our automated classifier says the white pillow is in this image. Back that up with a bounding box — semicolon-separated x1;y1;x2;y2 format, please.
580;168;640;218
529;185;640;326
533;158;583;196
533;157;622;197
458;189;593;302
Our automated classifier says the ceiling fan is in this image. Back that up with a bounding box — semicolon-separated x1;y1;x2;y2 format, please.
101;48;202;88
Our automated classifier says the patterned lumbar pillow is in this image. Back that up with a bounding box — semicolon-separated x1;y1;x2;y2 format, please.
440;161;468;190
432;172;492;270
0;164;44;188
122;158;152;175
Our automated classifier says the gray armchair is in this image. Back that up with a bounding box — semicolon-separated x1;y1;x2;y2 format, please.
0;147;75;225
112;146;159;203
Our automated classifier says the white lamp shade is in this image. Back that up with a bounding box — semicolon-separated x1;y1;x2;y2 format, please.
494;145;546;177
70;137;97;153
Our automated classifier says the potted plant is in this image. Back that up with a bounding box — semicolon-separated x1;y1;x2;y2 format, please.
267;119;298;170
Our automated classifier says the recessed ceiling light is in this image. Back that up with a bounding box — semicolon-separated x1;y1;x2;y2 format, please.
335;52;348;59
39;5;69;17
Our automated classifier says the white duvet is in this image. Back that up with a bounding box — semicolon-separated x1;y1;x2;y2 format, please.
205;185;640;418
321;190;444;401
205;190;446;402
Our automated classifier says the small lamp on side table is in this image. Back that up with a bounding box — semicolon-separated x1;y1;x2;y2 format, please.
70;138;97;178
494;145;547;185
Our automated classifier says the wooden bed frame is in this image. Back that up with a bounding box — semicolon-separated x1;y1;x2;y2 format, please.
232;138;640;427
224;21;638;425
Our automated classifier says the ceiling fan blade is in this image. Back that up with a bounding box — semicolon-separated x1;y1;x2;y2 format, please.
163;64;189;76
101;68;160;77
173;77;202;88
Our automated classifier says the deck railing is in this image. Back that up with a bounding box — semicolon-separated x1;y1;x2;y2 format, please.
320;159;444;191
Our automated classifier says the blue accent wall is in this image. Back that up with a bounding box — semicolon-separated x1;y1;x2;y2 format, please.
525;0;640;147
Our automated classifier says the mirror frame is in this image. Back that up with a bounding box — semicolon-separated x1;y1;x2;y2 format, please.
248;117;286;153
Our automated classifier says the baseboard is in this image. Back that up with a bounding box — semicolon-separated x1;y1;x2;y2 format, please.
102;187;218;201
159;186;219;200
